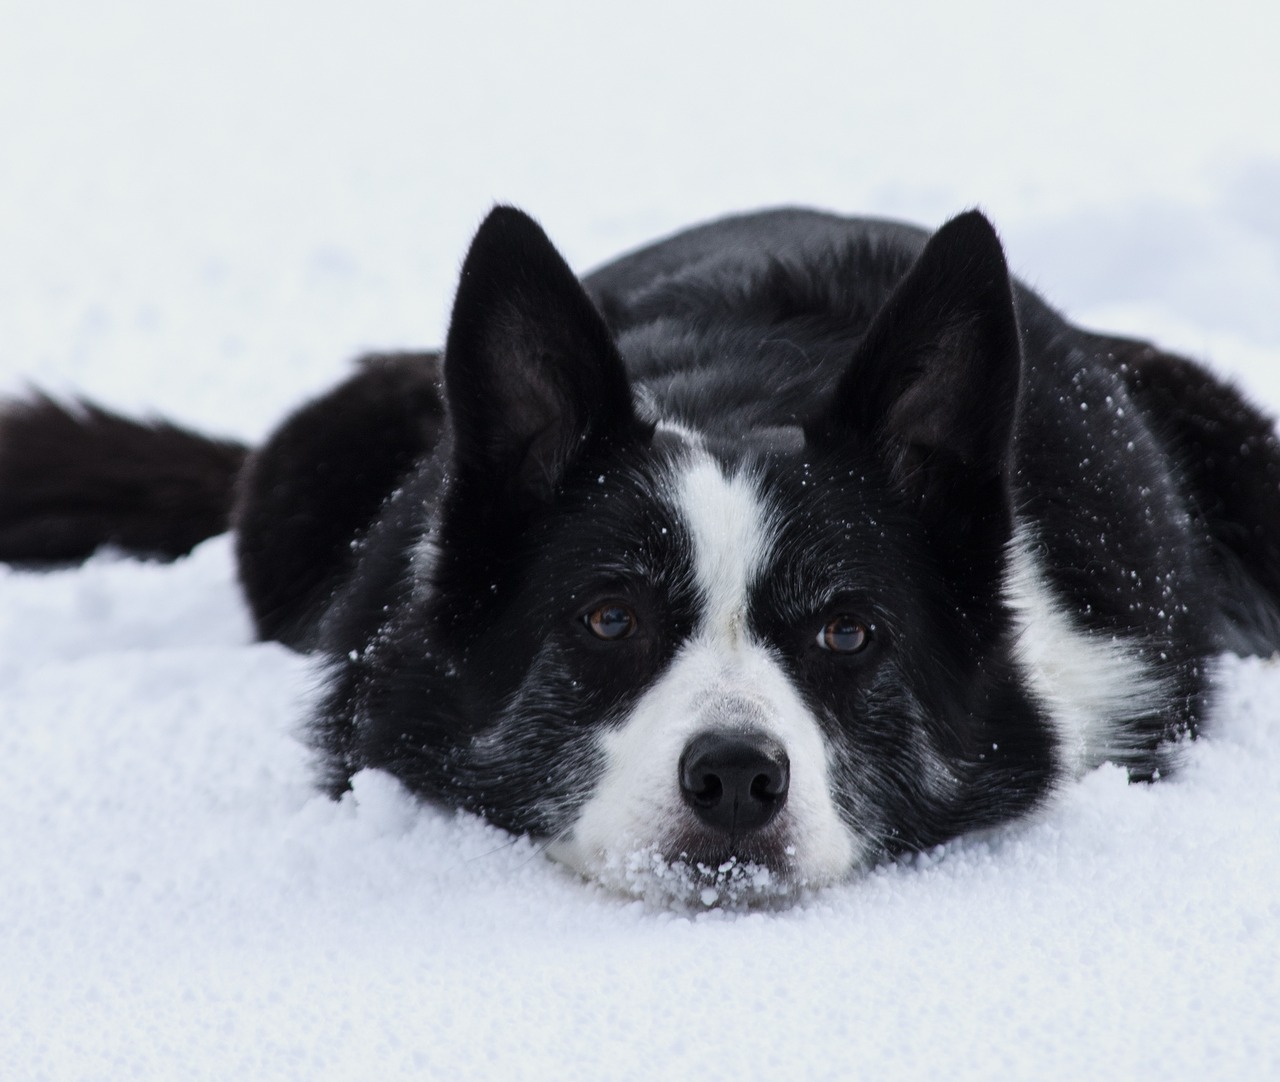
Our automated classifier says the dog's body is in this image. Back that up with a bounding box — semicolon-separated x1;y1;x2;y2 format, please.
4;206;1279;903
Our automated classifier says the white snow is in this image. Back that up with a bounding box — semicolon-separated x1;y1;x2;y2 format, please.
3;2;1280;1078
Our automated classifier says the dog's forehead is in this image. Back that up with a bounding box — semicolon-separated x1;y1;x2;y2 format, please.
660;443;777;638
650;423;906;623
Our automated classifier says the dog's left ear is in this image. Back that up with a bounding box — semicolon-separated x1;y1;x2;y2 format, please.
810;210;1022;531
443;206;639;507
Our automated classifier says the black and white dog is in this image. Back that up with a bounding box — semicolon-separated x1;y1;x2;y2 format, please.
4;206;1279;903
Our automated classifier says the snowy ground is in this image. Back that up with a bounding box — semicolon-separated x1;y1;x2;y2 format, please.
3;2;1280;1078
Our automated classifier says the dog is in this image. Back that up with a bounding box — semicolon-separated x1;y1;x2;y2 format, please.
4;205;1279;904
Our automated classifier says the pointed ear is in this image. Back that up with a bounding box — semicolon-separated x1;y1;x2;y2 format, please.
809;210;1022;518
443;206;639;506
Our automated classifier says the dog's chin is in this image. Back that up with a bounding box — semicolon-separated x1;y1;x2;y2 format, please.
600;849;804;910
551;831;839;910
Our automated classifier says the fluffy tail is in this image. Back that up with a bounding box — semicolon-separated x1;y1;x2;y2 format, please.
0;394;248;565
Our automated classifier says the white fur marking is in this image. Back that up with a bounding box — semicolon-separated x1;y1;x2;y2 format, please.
652;416;706;449
677;454;770;644
1005;525;1170;776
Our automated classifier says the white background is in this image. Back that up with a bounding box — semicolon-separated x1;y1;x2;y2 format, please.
2;2;1278;1078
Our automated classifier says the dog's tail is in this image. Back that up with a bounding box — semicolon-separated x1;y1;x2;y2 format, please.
1116;340;1280;657
0;394;248;565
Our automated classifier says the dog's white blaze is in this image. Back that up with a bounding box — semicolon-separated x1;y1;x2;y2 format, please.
652;416;707;449
678;455;768;646
549;452;861;890
1005;525;1169;776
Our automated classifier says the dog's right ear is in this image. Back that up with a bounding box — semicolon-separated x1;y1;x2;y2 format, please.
443;207;639;508
808;210;1022;531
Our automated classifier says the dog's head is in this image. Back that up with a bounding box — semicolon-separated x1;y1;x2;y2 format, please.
348;207;1051;904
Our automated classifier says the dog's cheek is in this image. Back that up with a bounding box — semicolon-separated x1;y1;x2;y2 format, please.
456;642;655;838
788;661;949;856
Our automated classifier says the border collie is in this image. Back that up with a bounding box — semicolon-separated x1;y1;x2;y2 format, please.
4;206;1279;904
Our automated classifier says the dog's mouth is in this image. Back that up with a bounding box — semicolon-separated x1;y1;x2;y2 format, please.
581;832;810;909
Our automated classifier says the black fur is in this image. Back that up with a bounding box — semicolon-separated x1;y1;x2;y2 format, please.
234;352;446;649
4;205;1278;890
1118;343;1280;655
0;395;245;564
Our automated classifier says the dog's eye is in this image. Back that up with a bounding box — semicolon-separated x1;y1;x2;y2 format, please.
818;615;870;653
584;603;637;641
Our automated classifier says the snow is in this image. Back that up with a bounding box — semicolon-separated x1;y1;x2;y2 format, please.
3;2;1280;1078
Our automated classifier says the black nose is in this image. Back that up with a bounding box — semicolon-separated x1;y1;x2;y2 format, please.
678;732;790;835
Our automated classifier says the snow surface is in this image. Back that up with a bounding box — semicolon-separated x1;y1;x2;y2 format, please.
3;2;1280;1078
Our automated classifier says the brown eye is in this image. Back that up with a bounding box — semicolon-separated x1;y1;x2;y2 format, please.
818;615;870;653
585;603;637;641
